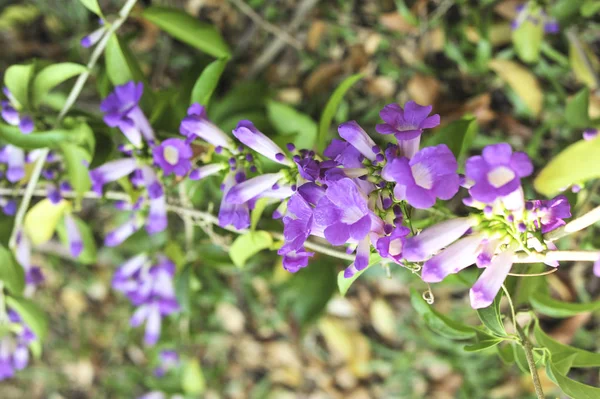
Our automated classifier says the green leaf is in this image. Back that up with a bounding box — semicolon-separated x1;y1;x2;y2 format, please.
565;88;591;128
60;143;92;204
424;117;478;170
547;361;600;399
105;34;145;86
0;245;25;295
337;254;381;296
24;199;70;245
190;58;228;106
512;343;531;373
464;338;503;352
229;231;273;267
318;74;363;152
6;296;48;341
534;323;600;368
581;0;600;17
32;63;87;108
250;197;270;231
410;288;476;340
512;19;544;64
476;292;506;337
4;64;34;108
280;258;337;327
570;40;600;89
267;101;318;149
181;359;205;395
142;7;231;59
0;123;88;149
78;0;102;16
175;264;193;314
534;135;600;196
56;215;97;265
530;290;600;318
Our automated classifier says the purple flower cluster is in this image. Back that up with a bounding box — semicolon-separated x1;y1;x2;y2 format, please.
112;254;180;346
512;3;559;34
0;309;36;381
153;350;179;377
1;88;34;134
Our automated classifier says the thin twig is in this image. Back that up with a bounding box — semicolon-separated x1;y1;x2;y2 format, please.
228;0;303;49
7;0;139;251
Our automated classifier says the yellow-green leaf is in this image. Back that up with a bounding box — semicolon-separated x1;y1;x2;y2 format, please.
24;199;70;245
489;59;543;117
32;63;87;108
512;20;544;64
534;136;600;196
570;41;600;89
181;359;205;395
229;231;273;267
4;64;34;108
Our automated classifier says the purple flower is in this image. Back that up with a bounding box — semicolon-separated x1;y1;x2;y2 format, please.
0;309;36;381
146;195;168;234
421;234;486;282
293;151;321;182
470;250;514;309
1;197;17;216
278;192;316;272
100;82;155;147
528;195;571;233
338;121;378;162
376;101;440;140
403;217;476;262
324;139;363;168
382;144;459;209
465;143;533;204
90;158;138;195
189;163;226;180
218;170;250;230
583;128;598;141
180;106;234;150
154;350;180;377
152;138;193;176
1;88;34;134
375;225;411;263
0;145;25;183
233;120;291;166
225;172;285;205
81;20;106;48
105;218;142;247
594;256;600;278
64;214;83;257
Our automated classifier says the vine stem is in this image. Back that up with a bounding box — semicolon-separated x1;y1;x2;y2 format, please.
1;188;600;264
7;0;139;251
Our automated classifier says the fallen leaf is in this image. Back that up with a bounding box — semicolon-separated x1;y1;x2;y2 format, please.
489;59;543;116
304;63;343;95
407;73;441;106
307;20;327;51
379;12;418;34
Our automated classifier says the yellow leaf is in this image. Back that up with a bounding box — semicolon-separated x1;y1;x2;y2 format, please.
570;42;600;89
489;59;543;116
24;199;70;245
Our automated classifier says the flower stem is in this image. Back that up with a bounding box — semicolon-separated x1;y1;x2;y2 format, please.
7;0;139;251
516;323;545;399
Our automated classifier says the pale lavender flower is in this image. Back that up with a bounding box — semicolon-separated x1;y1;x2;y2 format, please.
90;158;138;195
180;104;234;150
338;121;378;162
218;170;250;230
594;257;600;278
0;145;26;183
152;138;193;177
527;195;571;233
81;19;106;48
0;309;36;381
105;218;142;247
154;350;180;377
375;225;411;263
470;251;515;309
421;234;487;282
465;143;533;204
278;191;317;272
1;88;34;134
64;213;83;257
146;195;168;234
583;128;598;141
233;120;291;166
189;163;226;180
324;139;363;168
101;82;155;147
225;172;286;204
382;144;459;209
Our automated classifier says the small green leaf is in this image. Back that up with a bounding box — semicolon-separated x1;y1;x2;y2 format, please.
318;74;363;152
512;19;544;64
142;7;231;59
534;136;600;196
175;265;193;314
78;0;102;16
190;58;228;106
4;64;34;108
32;63;87;108
24;199;70;245
410;288;476;340
512;343;532;374
424;117;478;170
0;123;86;149
337;254;381;296
476;292;506;337
464;338;503;352
6;296;48;341
229;231;273;267
105;34;145;86
56;215;97;265
60;143;92;204
181;359;205;395
0;245;25;295
530;290;600;317
581;0;600;17
267;101;318;149
250;197;270;231
547;360;600;399
534;322;600;368
565;88;591;128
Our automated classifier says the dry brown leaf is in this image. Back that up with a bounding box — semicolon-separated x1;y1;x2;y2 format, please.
419;28;445;54
489;59;543;117
364;33;382;55
407;73;441;106
494;0;523;19
466;23;512;46
304;62;343;95
497;113;533;138
307;20;327;51
366;76;397;98
589;92;600;119
379;12;418;34
216;302;246;334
